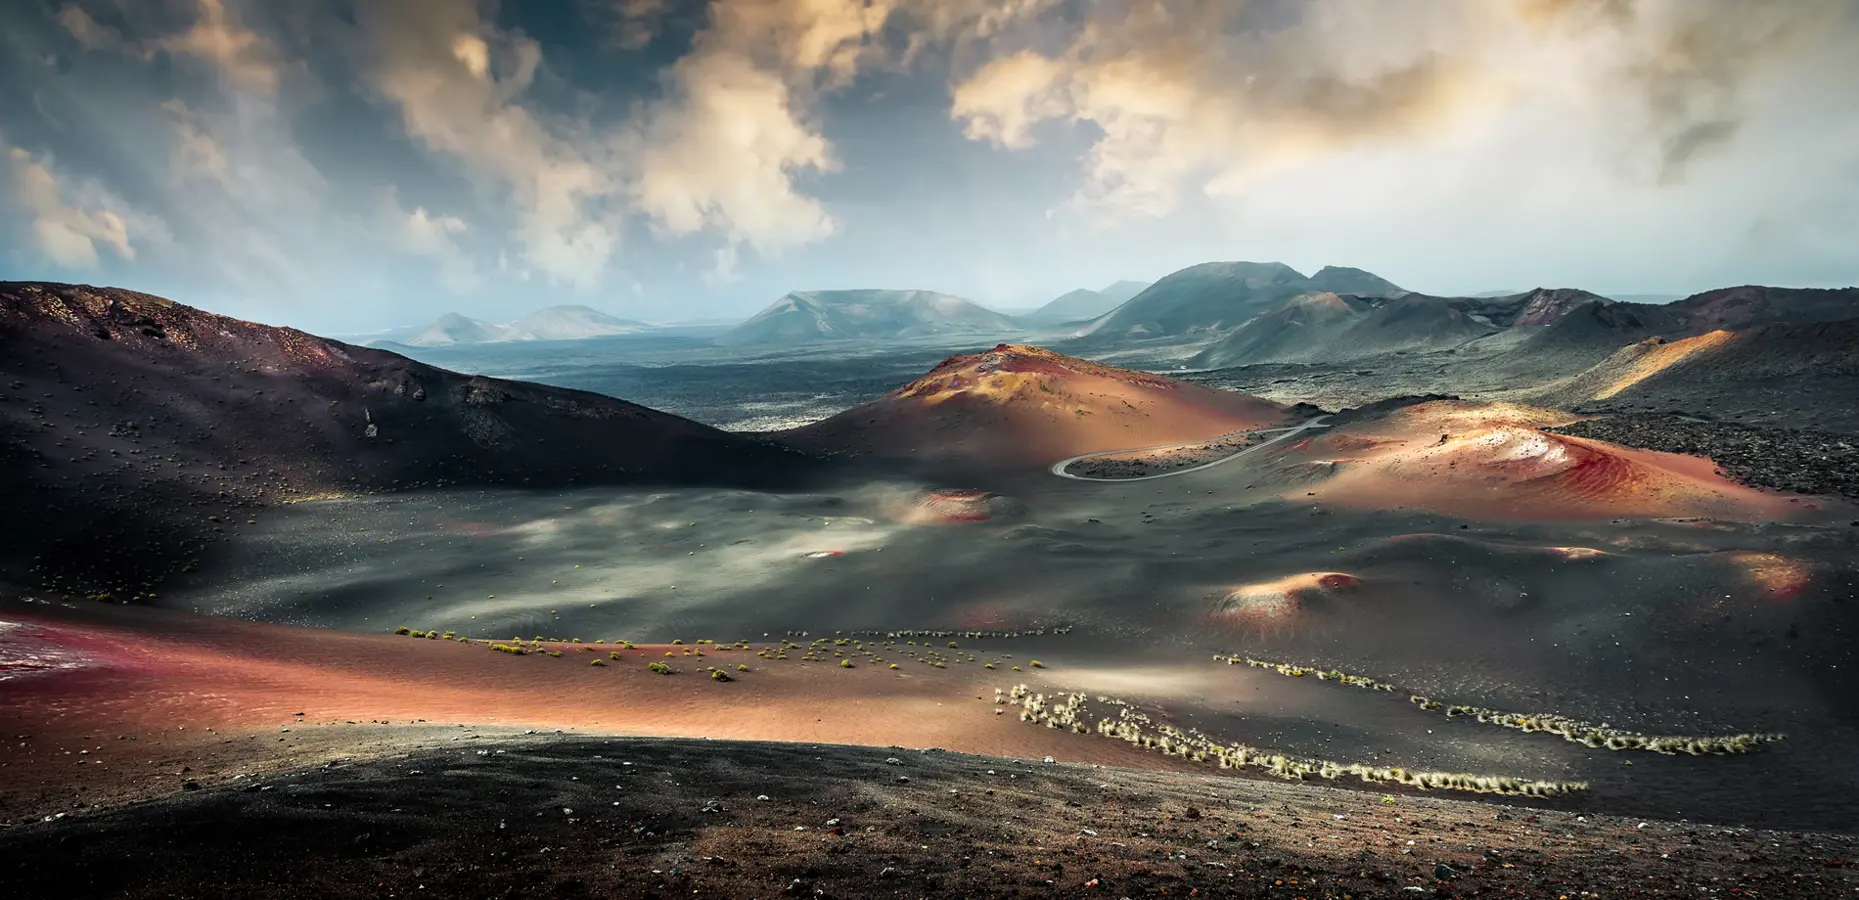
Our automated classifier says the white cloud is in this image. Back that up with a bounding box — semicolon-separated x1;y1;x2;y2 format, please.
5;145;138;268
61;0;282;95
946;0;1859;221
154;0;280;96
949;50;1065;149
57;4;137;54
631;0;897;278
381;188;481;293
358;0;618;290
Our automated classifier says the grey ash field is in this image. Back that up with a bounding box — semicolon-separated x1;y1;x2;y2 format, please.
4;283;1859;899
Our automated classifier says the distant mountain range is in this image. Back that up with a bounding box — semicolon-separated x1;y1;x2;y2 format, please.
722;289;1019;344
398;305;653;347
1017;281;1152;325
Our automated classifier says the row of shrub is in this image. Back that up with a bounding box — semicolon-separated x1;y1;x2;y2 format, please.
999;684;1587;798
1223;654;1784;755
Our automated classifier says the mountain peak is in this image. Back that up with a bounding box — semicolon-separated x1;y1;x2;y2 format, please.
725;288;1015;344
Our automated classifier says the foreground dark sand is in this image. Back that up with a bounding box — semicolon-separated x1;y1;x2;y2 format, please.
3;736;1855;899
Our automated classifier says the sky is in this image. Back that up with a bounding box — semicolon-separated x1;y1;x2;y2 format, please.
2;0;1857;334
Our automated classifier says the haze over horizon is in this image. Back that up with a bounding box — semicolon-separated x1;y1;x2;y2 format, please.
3;0;1857;334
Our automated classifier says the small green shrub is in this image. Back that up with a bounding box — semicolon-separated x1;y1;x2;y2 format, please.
393;626;411;635
711;669;732;682
840;658;854;668
590;658;606;667
648;662;672;674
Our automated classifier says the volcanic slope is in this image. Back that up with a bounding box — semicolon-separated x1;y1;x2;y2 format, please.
1542;319;1859;431
1074;262;1406;343
1191;288;1610;369
723;289;1018;344
1248;399;1838;521
0;282;817;594
777;343;1290;470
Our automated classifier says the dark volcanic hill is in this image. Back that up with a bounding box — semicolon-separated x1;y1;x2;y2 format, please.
723;289;1018;344
1304;265;1406;297
1191;285;1859;371
0;282;818;595
1191;288;1609;368
1074;261;1404;343
1542;318;1859;432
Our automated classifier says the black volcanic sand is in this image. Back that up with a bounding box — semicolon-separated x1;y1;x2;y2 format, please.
150;447;1859;832
3;736;1854;900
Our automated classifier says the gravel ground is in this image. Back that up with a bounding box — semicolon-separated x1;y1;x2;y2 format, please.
1;736;1854;899
1550;415;1859;503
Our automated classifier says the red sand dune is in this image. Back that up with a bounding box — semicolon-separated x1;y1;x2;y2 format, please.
779;345;1289;470
1282;401;1823;521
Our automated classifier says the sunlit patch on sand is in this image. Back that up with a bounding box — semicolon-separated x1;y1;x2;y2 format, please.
805;550;846;559
1595;330;1735;399
1378;400;1579;433
0;620;92;681
1728;552;1812;601
1035;665;1229;699
884;488;1024;526
1380;533;1612;562
1279;401;1812;522
917;489;997;522
1213;572;1360;635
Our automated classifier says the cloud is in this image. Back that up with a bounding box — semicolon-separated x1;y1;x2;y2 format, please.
154;0;281;95
5;145;138;268
949;50;1066;149
605;0;671;51
945;0;1859;218
60;0;281;95
631;0;895;276
57;4;137;54
381;188;482;293
357;0;618;290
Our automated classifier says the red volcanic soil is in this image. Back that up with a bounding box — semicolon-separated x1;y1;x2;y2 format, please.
0;283;817;594
915;488;997;522
0;602;1187;818
1281;401;1831;521
778;344;1289;471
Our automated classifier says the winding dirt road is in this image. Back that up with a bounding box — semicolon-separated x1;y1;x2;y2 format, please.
1049;416;1331;482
